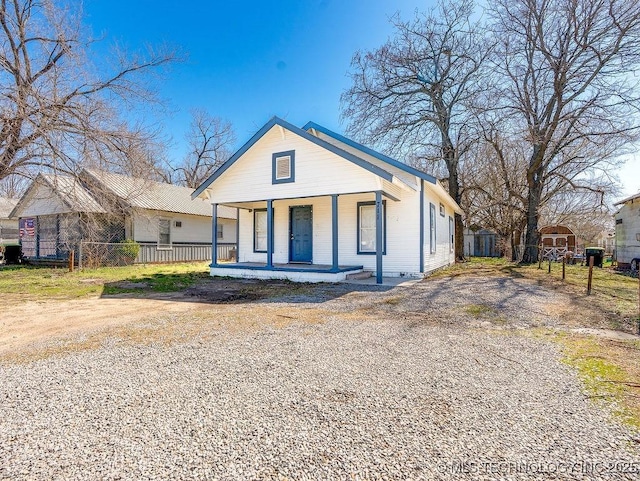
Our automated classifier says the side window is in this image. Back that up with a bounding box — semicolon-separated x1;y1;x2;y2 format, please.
254;209;267;252
158;218;171;247
217;224;224;240
430;203;436;254
357;201;386;254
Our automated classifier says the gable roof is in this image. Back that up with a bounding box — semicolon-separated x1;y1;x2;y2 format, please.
10;173;107;218
192;116;396;200
302;121;438;185
0;197;18;219
614;191;640;206
12;170;237;219
82;169;236;218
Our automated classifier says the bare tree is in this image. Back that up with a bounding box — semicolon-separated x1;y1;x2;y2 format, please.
462;125;529;260
341;0;490;259
0;0;175;183
166;110;235;188
488;0;640;263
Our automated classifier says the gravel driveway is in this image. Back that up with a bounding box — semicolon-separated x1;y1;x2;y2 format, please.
1;276;638;480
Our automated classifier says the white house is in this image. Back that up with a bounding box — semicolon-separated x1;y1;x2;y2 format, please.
192;117;461;283
0;197;19;245
614;192;640;269
11;169;237;263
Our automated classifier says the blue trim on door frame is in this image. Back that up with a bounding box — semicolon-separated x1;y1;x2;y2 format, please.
272;150;295;184
289;205;313;263
191;116;394;200
356;200;387;255
303;121;438;185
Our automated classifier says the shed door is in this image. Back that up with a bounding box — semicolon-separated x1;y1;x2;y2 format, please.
290;206;312;263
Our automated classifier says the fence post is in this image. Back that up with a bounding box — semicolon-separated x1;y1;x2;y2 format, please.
78;241;83;270
538;245;543;269
637;270;640;335
562;256;566;280
587;255;594;295
68;250;74;272
548;257;551;274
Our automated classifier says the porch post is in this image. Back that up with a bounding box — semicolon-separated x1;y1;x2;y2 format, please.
212;204;218;266
331;194;339;272
267;199;273;268
375;191;383;284
235;207;240;262
419;179;424;273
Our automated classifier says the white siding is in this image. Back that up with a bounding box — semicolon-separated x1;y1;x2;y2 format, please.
132;210;236;245
423;188;456;274
17;184;70;217
615;200;640;265
235;187;456;277
207;126;382;204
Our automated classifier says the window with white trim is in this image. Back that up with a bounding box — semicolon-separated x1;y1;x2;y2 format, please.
357;201;386;254
158;219;171;247
254;209;267;252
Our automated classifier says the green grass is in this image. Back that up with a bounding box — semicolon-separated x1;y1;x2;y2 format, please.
0;262;210;300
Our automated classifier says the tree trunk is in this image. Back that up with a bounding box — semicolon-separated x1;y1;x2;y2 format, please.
521;168;543;264
443;140;464;260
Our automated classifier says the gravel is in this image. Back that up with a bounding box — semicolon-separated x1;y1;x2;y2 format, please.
1;276;639;480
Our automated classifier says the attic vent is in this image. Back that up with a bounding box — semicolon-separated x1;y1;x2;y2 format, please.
616;218;623;224
272;150;295;184
275;156;291;179
175;221;182;228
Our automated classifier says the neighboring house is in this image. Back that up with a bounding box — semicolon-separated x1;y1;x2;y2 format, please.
463;227;501;257
0;197;19;245
540;225;577;260
192;116;461;284
614;193;640;268
10;169;237;263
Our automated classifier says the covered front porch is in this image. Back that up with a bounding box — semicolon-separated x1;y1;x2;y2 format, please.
210;190;398;284
210;261;365;282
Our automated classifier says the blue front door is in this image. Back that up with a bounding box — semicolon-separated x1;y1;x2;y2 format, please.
290;206;312;263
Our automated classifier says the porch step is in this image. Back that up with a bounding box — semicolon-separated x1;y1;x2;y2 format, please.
345;270;372;280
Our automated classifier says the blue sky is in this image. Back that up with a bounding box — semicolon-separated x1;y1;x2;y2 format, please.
83;0;639;198
83;0;424;147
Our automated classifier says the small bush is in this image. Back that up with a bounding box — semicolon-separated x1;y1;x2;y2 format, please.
116;239;140;260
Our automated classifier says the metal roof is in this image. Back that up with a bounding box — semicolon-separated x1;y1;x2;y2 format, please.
82;169;236;219
614;191;640;206
42;174;107;213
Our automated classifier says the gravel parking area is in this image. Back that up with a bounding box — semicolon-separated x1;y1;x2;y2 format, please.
1;276;639;480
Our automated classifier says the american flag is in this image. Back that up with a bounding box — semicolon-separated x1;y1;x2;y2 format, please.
19;218;35;238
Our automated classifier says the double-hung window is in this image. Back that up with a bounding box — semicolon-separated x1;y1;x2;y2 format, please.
357;201;386;254
158;219;171;248
449;216;454;253
254;209;267;252
217;224;224;240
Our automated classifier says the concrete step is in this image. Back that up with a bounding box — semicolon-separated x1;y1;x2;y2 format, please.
345;270;372;280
